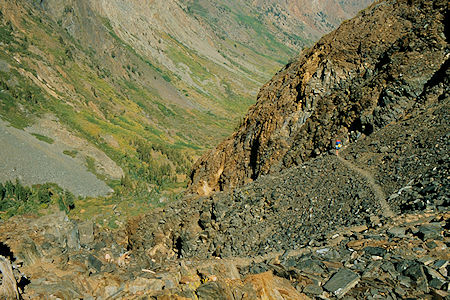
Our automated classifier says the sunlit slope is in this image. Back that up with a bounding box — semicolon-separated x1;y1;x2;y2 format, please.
0;0;371;199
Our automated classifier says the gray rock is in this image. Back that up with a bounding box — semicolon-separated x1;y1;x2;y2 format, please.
66;224;80;250
426;241;438;249
165;279;177;289
295;259;326;275
16;236;41;266
317;248;342;260
394;286;406;297
433;260;448;269
362;261;383;278
248;262;270;274
303;283;323;295
196;282;230;300
387;227;407;238
403;263;428;292
397;275;413;288
381;261;399;279
416;223;442;240
364;246;387;257
87;254;102;273
426;266;446;279
78;221;94;247
323;268;360;298
428;278;445;289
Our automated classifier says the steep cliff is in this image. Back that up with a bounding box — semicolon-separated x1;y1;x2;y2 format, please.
189;0;449;195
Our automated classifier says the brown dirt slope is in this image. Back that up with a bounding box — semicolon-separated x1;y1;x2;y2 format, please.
188;0;448;195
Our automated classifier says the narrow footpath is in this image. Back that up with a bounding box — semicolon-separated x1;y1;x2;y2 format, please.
336;154;395;218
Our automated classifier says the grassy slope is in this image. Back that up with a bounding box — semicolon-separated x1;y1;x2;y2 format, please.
0;0;308;225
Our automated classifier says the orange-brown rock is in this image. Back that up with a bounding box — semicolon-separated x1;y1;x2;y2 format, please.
189;0;448;195
244;271;311;300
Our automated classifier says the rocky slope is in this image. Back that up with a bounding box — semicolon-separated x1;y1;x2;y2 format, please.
0;0;370;201
2;95;449;298
0;118;113;197
1;0;449;299
180;0;373;52
129;89;448;261
253;0;374;39
189;0;448;195
2;208;449;298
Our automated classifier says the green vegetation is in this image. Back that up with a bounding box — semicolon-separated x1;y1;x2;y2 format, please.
186;0;209;17
233;12;295;64
31;133;54;144
0;0;308;227
85;156;110;184
0;179;75;219
101;17;173;83
0;67;48;129
0;22;14;44
63;149;78;158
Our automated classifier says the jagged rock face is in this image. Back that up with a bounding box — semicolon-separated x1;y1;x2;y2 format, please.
189;0;449;195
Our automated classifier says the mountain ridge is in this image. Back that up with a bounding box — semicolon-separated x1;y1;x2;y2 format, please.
188;0;448;195
0;0;448;298
0;0;371;205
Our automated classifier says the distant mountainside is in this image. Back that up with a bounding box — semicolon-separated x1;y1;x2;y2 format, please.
251;0;374;38
189;0;449;195
0;0;371;201
2;0;448;299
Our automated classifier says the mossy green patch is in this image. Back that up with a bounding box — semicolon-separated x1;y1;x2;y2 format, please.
63;149;78;158
31;133;54;144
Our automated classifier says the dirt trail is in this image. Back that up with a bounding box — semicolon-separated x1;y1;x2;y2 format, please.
336;154;395;219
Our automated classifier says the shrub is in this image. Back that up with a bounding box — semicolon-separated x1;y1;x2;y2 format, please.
0;180;75;218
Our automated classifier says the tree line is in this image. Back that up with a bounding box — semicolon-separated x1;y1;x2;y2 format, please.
0;180;75;219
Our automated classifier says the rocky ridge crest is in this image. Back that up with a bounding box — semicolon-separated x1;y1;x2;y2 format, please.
189;0;448;195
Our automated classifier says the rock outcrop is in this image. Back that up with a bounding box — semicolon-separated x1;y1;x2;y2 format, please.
129;89;449;259
3;0;449;299
189;0;449;195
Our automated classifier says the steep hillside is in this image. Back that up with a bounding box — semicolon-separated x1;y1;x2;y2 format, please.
189;0;449;195
179;0;373;55
0;0;448;299
131;90;448;260
0;0;370;204
0;118;113;197
252;0;374;38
